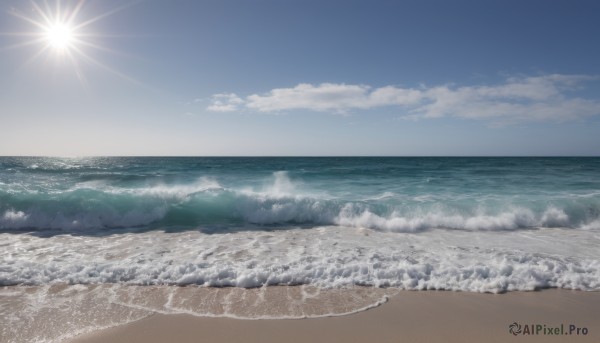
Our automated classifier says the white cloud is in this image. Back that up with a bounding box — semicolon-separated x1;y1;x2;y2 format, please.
206;74;600;123
206;93;244;112
414;75;600;123
247;83;372;113
244;83;425;113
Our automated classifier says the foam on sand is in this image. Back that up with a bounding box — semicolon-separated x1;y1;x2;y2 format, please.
0;284;392;343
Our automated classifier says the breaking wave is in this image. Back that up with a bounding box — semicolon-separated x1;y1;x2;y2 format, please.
1;172;599;232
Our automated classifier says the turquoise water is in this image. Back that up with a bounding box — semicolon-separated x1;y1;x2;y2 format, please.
1;157;600;231
1;157;599;292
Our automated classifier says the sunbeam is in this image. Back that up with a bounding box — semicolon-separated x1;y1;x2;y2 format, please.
1;0;141;85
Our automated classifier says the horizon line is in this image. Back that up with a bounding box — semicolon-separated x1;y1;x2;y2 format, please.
1;155;599;158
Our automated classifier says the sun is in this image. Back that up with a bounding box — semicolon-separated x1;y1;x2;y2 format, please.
5;1;88;58
46;23;75;51
2;1;142;86
3;1;137;68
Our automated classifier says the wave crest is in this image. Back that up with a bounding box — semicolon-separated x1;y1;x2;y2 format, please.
1;172;599;232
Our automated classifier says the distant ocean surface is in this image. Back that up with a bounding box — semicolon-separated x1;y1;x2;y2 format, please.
1;157;599;291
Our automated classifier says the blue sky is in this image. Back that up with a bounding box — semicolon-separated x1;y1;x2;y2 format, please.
1;0;599;156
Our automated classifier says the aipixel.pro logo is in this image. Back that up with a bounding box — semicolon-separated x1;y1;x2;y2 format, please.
509;322;588;336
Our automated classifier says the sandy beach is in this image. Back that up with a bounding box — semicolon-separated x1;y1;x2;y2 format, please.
69;289;599;343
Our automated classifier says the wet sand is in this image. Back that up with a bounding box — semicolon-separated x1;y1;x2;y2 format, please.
69;289;599;343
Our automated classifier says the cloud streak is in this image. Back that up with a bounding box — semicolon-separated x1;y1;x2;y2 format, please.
207;74;600;123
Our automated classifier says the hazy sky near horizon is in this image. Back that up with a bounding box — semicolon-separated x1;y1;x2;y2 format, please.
1;0;600;156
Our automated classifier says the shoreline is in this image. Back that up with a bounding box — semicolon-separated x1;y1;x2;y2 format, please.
68;288;600;343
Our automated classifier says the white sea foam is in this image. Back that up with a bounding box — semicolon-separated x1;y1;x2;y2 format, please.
1;226;599;291
2;225;599;342
581;219;600;230
334;206;582;232
2;209;27;222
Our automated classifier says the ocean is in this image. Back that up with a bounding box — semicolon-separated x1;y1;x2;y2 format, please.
1;156;599;341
